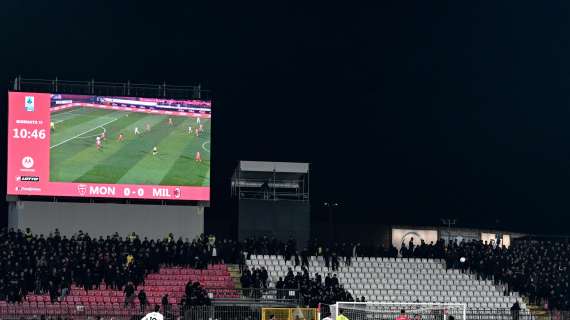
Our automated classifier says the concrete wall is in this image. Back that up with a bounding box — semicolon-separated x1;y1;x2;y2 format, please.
8;201;203;239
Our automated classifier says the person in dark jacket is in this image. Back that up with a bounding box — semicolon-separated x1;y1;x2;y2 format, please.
138;289;148;312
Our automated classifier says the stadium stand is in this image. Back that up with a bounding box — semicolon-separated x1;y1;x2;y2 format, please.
447;237;570;310
241;264;353;307
22;265;228;307
0;228;226;309
1;227;568;315
247;255;525;310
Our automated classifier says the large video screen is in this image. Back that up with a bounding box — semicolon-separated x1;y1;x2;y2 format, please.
7;92;211;201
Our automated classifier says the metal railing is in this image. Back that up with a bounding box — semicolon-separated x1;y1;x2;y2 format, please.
205;287;301;305
11;77;210;100
0;304;266;320
0;304;568;320
319;304;570;320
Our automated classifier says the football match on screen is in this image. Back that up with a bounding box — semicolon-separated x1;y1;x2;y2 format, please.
48;95;211;187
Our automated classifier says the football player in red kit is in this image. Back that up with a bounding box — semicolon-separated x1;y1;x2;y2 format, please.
195;151;202;162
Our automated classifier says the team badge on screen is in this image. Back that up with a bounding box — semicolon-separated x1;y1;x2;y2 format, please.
77;184;87;196
24;96;35;112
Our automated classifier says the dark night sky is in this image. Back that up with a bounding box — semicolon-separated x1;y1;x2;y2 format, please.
2;1;570;235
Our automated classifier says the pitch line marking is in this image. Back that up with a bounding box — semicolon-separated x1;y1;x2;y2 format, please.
202;141;210;153
77;127;107;139
50;118;118;149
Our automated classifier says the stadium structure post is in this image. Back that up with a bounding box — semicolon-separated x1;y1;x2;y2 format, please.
163;81;167;97
238;166;241;199
127;80;131;96
306;165;311;200
307;166;310;201
441;218;456;243
13;76;20;90
273;169;276;201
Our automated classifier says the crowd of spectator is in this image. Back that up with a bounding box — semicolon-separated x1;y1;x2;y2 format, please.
1;227;570;310
239;266;269;293
239;263;366;307
281;267;354;307
178;281;211;315
445;237;570;310
0;228;221;305
240;235;570;310
239;265;354;307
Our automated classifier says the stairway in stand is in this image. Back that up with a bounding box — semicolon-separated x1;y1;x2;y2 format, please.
227;264;243;290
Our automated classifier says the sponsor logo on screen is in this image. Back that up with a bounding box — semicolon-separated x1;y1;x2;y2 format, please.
174;187;181;198
17;176;40;182
77;184;87;196
24;96;35;112
21;156;34;169
15;186;41;192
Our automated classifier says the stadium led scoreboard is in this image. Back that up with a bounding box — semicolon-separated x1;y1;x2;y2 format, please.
7;92;211;202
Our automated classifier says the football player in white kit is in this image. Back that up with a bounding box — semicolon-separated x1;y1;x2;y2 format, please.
196;117;200;124
96;136;102;150
188;125;192;134
142;305;163;320
134;127;140;135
